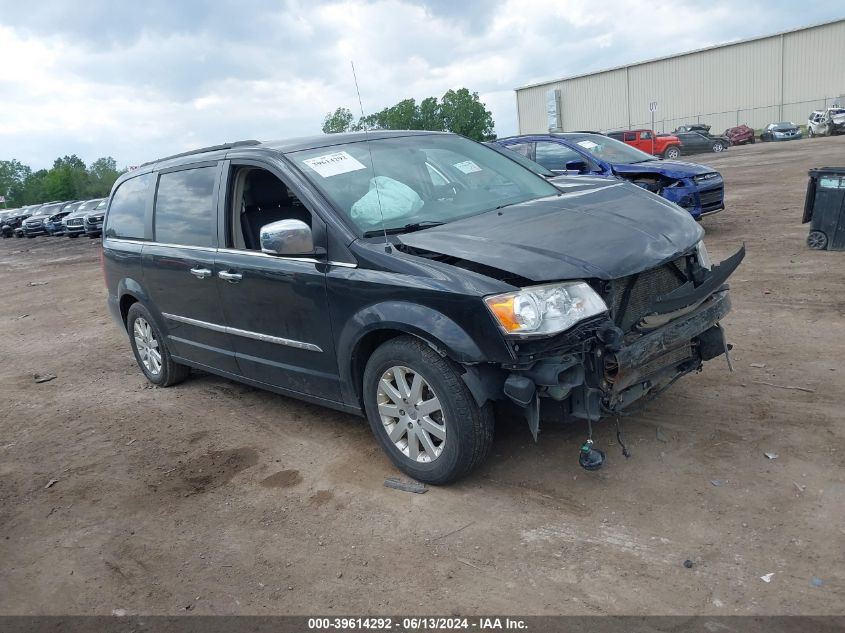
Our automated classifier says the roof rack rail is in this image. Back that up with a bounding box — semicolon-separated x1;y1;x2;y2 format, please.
139;140;262;167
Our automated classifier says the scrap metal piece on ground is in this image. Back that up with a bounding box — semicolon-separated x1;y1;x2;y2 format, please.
384;477;427;494
34;374;56;384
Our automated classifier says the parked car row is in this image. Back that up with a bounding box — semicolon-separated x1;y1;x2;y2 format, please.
608;116;833;157
607;126;728;159
0;198;106;239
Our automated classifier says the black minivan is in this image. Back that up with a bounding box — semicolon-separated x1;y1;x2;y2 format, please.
102;131;744;483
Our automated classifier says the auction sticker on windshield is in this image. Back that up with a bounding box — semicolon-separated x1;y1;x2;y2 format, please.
303;151;367;178
577;140;599;149
453;160;482;174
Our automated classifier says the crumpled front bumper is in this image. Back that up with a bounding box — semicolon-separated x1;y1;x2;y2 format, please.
608;289;730;396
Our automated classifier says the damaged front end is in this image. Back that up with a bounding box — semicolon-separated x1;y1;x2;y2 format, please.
496;244;745;441
626;172;725;218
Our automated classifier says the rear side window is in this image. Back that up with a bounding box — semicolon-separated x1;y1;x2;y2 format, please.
153;166;217;247
105;173;152;239
534;141;583;171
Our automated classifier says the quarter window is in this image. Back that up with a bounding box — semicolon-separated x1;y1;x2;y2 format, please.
104;173;152;239
154;167;217;247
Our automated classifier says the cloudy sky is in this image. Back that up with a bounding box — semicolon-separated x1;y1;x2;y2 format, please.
0;0;837;169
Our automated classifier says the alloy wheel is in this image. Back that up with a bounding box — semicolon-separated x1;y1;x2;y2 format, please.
376;365;446;463
133;317;162;376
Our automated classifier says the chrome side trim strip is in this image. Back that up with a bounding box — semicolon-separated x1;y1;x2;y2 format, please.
161;312;323;352
104;238;357;267
216;248;357;268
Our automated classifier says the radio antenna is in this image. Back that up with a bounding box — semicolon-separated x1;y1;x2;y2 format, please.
351;60;390;252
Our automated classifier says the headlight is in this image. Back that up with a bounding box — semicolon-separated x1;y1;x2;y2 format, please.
695;240;712;270
484;281;607;336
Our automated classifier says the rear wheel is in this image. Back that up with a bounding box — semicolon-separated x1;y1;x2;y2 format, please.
807;231;827;250
663;145;681;159
362;336;494;484
126;303;190;387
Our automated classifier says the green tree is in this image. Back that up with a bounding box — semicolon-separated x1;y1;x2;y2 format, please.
43;154;88;201
87;157;121;197
0;159;32;206
321;107;355;134
324;88;494;140
439;88;494;141
417;97;443;132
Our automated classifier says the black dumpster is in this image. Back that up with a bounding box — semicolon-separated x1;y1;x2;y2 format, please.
803;167;845;250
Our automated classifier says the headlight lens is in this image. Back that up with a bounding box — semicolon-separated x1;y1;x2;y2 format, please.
696;240;712;270
484;281;607;336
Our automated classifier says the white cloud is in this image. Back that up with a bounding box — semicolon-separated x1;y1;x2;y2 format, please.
0;1;833;168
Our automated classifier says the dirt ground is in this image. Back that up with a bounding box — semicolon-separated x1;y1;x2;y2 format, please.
1;136;843;616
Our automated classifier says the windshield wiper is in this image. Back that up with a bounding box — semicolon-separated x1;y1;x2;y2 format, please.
362;221;445;238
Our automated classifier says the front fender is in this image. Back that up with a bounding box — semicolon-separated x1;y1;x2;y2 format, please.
336;301;507;406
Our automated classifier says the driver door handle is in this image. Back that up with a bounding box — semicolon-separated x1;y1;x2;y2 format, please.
218;270;242;283
190;267;212;279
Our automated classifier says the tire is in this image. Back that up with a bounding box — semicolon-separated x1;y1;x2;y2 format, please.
69;234;78;238
362;336;494;484
712;141;725;153
750;136;756;144
663;145;681;159
807;231;827;250
126;302;190;387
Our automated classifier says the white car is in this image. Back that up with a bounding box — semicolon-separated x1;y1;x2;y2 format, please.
807;108;845;137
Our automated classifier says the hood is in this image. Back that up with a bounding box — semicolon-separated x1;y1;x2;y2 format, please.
611;159;715;178
399;181;703;283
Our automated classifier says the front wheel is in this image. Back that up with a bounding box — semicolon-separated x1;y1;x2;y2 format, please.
362;336;494;484
126;303;190;387
663;146;681;159
807;231;827;250
712;141;725;152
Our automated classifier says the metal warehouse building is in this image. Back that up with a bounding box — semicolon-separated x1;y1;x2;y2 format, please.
515;18;845;135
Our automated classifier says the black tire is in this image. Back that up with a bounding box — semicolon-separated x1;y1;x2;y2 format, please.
126;302;190;387
362;336;494;484
712;141;725;153
807;231;827;250
750;136;756;144
68;233;78;238
663;145;681;159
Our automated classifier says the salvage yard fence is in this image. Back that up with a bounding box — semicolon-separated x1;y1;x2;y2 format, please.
604;96;843;135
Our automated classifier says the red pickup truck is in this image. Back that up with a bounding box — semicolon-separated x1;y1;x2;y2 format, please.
607;129;682;159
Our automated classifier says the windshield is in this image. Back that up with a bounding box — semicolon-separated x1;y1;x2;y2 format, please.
289;134;558;235
563;133;655;164
774;122;796;130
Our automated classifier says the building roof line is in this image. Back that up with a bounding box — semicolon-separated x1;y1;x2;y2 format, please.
515;16;845;91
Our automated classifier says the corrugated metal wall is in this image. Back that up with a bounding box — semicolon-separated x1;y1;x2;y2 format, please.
515;19;845;135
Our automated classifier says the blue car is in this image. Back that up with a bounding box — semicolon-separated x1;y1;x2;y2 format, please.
496;133;725;219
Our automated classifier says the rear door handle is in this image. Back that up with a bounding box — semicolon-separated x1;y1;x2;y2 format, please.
218;270;242;283
190;267;212;279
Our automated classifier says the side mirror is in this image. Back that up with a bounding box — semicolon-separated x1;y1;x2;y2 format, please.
565;160;587;173
260;219;316;257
